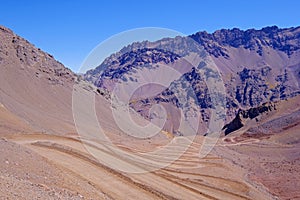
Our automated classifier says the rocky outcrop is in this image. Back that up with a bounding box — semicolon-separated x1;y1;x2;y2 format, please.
84;36;204;86
0;26;76;85
90;48;180;88
222;103;276;135
234;67;300;107
190;26;300;57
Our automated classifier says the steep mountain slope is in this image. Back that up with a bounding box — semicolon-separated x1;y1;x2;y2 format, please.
192;26;300;107
0;26;77;134
0;26;130;199
85;26;300;135
215;96;300;199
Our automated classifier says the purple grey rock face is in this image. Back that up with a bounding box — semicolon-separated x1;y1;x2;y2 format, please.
84;26;300;135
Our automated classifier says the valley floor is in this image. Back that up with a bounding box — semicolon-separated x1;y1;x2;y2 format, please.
1;131;285;200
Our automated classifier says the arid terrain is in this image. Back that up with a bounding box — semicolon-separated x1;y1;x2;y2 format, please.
1;25;300;200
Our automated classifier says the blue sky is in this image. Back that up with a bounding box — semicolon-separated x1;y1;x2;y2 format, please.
1;0;300;72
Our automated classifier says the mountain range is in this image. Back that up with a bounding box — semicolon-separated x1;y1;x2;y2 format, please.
1;25;300;199
84;26;300;135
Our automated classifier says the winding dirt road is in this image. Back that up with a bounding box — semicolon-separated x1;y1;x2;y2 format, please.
4;133;272;200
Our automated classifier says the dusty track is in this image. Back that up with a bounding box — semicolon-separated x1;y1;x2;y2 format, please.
5;133;271;200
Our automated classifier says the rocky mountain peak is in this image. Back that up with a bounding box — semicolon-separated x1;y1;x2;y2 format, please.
0;25;14;34
0;25;76;84
190;26;300;57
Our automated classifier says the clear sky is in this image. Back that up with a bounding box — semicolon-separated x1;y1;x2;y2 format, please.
1;0;300;72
